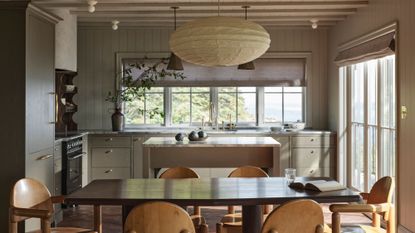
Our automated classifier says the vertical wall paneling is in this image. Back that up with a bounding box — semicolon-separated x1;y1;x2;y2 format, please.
76;26;329;130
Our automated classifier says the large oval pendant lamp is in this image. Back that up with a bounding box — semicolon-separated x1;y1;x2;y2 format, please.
167;6;184;70
238;6;255;70
169;3;270;67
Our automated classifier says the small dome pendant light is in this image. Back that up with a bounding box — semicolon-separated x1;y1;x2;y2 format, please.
238;6;255;70
167;6;184;71
87;0;98;13
112;20;119;30
310;19;318;29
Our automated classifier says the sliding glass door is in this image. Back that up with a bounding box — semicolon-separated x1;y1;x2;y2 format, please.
342;55;396;192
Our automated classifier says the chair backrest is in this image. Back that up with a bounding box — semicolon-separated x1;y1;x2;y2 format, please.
11;178;51;209
367;176;394;205
124;201;196;233
228;166;269;178
261;199;324;233
159;167;200;179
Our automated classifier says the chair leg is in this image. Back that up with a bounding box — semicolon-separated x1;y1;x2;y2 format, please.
194;206;201;215
372;213;381;228
41;218;51;233
332;212;340;233
216;222;224;233
199;223;209;233
387;205;396;233
9;221;17;233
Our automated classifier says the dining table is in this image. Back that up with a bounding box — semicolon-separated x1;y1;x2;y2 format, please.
65;177;361;233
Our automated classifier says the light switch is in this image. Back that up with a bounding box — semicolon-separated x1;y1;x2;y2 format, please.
401;105;408;119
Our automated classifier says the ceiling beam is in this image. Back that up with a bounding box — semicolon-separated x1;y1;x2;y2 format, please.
77;16;345;22
72;9;357;17
78;21;337;27
35;1;368;10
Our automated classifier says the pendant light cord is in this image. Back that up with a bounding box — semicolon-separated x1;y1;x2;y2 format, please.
171;6;178;30
217;0;220;16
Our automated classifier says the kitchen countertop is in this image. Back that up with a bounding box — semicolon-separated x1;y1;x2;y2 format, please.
143;136;280;147
55;128;335;142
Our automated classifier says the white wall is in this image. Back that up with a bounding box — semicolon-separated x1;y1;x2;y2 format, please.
327;0;415;231
52;9;77;71
75;26;328;130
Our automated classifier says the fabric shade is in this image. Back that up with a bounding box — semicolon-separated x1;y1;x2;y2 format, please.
123;57;306;87
334;32;395;66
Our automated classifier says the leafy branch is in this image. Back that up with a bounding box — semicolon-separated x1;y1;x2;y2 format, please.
106;58;186;118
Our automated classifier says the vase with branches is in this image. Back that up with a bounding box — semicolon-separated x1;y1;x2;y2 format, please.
106;58;185;131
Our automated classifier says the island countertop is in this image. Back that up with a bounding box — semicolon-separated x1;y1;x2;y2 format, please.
143;136;280;147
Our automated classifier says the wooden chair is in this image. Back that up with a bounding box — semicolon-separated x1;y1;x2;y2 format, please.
159;167;208;233
329;176;395;233
261;199;325;233
124;201;196;233
9;178;95;233
216;166;272;233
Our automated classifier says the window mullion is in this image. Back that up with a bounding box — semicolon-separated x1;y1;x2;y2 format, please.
211;87;218;128
377;60;382;178
164;87;171;127
257;87;264;126
363;63;369;192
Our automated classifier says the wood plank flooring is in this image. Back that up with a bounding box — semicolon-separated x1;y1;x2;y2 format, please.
59;204;371;233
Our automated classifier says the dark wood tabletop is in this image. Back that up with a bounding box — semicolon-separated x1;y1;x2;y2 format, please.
66;177;361;206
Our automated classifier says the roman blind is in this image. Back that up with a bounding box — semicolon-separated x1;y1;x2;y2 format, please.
122;57;306;87
334;31;395;66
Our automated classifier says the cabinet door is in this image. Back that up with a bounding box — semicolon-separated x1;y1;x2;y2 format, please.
133;137;145;178
274;136;290;176
25;147;54;231
26;11;55;154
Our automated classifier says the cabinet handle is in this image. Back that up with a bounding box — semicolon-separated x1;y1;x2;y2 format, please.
37;154;53;161
133;138;138;142
104;169;113;173
310;170;314;173
310;150;314;154
105;150;113;154
310;138;314;142
105;138;113;142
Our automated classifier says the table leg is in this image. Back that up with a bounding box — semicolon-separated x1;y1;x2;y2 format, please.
93;205;102;233
122;205;134;231
242;205;263;233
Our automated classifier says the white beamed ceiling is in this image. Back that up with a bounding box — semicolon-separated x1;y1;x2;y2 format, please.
33;0;369;27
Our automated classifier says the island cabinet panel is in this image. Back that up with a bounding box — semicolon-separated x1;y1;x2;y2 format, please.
273;136;290;176
133;137;146;178
89;135;132;180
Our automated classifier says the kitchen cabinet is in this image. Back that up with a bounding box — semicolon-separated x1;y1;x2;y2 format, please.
0;3;59;230
53;142;63;225
290;135;335;178
89;135;132;180
26;8;56;154
82;135;89;187
25;147;54;231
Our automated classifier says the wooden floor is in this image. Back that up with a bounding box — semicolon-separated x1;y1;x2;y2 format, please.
59;204;371;233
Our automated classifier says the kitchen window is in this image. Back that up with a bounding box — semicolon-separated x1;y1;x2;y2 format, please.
171;87;210;125
124;87;164;125
218;87;257;125
124;86;304;127
264;87;303;124
340;55;396;192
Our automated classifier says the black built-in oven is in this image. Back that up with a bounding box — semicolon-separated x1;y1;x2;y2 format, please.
62;137;83;195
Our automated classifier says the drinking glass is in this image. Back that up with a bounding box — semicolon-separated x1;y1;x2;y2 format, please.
285;168;296;184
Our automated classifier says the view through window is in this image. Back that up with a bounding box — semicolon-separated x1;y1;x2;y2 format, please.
123;87;304;127
341;55;396;192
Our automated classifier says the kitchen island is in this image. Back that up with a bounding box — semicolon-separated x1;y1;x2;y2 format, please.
143;137;280;178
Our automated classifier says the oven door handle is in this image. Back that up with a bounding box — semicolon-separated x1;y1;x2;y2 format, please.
68;152;86;160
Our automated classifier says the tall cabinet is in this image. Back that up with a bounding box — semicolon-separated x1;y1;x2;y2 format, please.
0;2;58;231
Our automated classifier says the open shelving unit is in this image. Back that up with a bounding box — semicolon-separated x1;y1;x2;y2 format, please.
55;69;78;133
